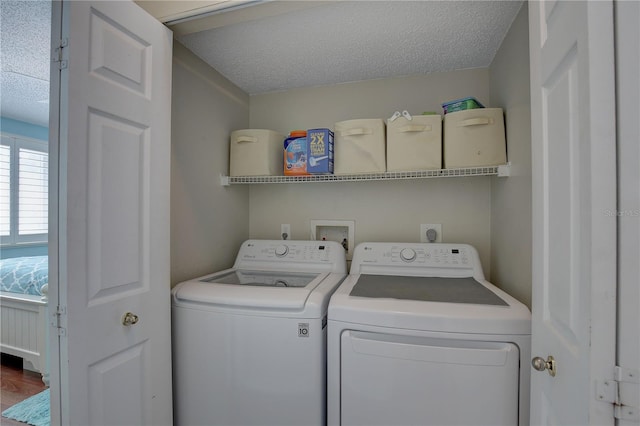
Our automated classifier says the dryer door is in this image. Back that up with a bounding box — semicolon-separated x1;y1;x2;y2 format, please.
340;331;520;426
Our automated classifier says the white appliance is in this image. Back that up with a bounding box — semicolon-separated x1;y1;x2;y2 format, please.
172;239;347;426
327;242;531;426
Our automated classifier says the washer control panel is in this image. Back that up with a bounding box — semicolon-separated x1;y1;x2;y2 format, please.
234;240;347;273
351;243;482;277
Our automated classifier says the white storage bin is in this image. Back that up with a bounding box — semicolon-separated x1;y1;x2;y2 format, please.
229;129;285;176
443;108;506;168
387;114;442;171
334;119;386;174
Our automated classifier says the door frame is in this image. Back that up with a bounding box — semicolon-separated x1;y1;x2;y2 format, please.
48;0;64;422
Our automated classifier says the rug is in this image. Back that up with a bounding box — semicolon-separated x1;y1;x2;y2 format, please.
1;389;50;426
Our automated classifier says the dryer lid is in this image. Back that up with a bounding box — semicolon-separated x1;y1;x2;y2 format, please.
350;275;508;306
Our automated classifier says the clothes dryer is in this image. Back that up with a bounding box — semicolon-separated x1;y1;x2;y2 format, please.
172;239;347;426
328;242;531;426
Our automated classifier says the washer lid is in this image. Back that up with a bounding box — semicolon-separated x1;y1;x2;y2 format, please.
172;268;342;313
350;275;508;306
202;269;318;288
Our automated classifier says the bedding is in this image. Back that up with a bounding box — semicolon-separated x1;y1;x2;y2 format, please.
0;255;49;382
0;256;48;296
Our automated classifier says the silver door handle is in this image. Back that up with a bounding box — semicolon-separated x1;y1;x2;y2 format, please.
122;312;139;326
532;355;556;377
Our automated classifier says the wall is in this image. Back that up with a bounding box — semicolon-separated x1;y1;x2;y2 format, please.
0;117;49;259
248;69;494;274
170;42;250;285
1;117;49;141
489;4;532;307
250;69;490;133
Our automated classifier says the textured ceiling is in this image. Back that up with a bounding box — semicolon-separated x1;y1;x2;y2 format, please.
1;0;51;128
0;0;523;127
177;0;524;95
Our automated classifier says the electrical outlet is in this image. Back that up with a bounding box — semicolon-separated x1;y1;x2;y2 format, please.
420;224;442;243
310;219;355;259
281;224;290;240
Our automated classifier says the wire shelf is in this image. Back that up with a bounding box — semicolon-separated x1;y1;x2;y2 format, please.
220;164;510;185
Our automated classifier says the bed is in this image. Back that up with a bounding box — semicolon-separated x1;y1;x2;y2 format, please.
0;255;49;383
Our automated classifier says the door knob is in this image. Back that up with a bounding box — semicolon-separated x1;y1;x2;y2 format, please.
532;355;556;377
122;312;139;326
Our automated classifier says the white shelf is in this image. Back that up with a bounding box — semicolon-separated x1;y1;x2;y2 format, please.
220;163;510;186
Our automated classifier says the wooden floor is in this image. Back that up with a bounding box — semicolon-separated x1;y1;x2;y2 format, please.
0;354;47;426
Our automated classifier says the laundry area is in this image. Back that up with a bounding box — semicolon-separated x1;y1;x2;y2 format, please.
164;2;534;424
167;0;532;310
130;0;637;425
2;0;631;423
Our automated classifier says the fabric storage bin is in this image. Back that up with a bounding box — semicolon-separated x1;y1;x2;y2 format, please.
387;114;442;171
334;119;386;174
229;129;285;176
443;108;506;168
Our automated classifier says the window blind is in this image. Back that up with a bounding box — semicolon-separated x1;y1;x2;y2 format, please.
18;147;48;235
0;145;10;237
0;134;48;245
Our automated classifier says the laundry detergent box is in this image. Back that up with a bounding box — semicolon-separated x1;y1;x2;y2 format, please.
284;128;334;175
284;130;308;175
307;128;334;174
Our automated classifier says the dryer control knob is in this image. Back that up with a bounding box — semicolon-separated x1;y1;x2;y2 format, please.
400;248;416;262
275;245;289;257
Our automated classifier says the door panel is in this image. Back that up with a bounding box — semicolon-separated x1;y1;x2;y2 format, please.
87;111;148;301
89;10;151;96
544;46;581;345
529;1;617;424
87;342;147;425
50;1;173;424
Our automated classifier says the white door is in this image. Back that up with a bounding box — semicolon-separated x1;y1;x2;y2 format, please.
529;1;617;424
48;1;173;424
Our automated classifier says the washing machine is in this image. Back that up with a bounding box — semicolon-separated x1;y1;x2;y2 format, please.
327;242;531;426
172;239;347;426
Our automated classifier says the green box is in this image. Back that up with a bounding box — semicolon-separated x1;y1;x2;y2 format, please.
442;97;484;114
